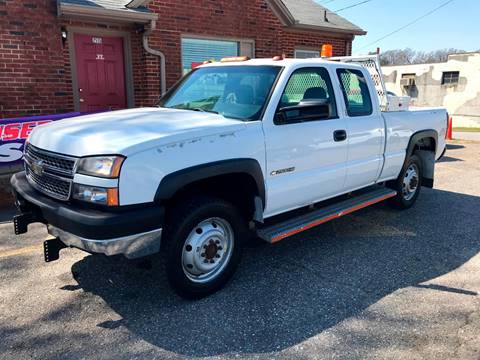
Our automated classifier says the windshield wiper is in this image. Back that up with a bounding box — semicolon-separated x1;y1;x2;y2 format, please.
191;108;219;115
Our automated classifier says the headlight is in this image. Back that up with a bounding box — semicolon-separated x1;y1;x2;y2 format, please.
76;156;125;178
72;184;119;206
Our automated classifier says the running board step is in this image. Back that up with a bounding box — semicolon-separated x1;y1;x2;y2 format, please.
257;187;397;243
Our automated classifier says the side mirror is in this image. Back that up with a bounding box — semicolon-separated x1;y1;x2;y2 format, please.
275;99;331;125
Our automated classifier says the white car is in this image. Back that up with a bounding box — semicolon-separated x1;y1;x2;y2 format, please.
12;57;448;298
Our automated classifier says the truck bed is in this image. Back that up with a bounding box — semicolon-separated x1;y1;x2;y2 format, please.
377;107;447;183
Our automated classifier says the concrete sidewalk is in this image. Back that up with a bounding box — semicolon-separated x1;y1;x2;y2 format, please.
454;131;480;142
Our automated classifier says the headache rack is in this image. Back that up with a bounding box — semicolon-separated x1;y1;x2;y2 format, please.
330;55;410;112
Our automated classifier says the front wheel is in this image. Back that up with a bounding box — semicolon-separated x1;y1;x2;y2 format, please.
388;154;423;209
164;197;247;299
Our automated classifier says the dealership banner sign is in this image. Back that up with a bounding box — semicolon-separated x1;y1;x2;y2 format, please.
0;112;83;167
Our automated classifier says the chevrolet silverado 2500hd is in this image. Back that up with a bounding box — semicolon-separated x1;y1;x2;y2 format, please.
11;56;447;298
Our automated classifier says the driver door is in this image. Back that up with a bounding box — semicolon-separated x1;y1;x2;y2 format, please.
263;66;348;217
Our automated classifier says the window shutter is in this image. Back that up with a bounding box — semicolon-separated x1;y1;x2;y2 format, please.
182;38;239;73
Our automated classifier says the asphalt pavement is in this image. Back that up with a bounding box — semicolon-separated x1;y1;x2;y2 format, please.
0;140;479;359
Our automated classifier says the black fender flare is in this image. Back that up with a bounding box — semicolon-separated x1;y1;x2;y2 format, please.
404;129;438;188
406;129;438;159
154;158;266;207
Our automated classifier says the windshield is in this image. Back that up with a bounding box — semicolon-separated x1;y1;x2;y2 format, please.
158;65;282;121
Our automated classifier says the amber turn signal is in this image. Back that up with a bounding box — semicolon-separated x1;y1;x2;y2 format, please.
107;188;119;207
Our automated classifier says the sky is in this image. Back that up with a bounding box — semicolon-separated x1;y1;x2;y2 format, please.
315;0;479;55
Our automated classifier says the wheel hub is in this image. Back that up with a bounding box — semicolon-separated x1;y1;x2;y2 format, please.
402;163;419;201
204;242;218;260
181;217;234;284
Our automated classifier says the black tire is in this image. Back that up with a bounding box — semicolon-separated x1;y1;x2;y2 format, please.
164;196;247;299
387;154;423;209
438;146;447;161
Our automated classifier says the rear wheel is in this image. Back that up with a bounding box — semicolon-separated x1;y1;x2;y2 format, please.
164;196;247;299
438;146;447;160
388;154;422;209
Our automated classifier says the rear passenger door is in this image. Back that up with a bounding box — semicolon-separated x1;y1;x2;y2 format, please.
336;68;385;191
263;66;348;217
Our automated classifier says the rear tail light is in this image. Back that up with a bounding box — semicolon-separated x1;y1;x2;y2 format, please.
446;113;450;139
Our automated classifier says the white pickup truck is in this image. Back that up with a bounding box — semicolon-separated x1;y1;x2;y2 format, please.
12;56;447;298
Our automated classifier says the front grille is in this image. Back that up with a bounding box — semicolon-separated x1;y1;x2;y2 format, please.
26;167;72;200
25;143;75;174
24;144;78;201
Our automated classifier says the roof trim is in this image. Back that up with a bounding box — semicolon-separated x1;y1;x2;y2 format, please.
58;3;158;23
266;0;296;26
126;0;151;9
293;23;366;36
266;0;366;36
283;26;356;40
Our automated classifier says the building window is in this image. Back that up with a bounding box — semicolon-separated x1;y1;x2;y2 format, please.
294;49;320;59
182;38;238;74
442;71;459;85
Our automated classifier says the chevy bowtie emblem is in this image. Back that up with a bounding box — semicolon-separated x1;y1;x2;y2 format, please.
31;160;44;176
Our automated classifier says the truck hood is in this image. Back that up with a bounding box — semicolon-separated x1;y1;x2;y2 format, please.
28;107;246;157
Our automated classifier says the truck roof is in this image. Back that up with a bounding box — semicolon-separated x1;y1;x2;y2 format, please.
199;57;363;70
199;55;387;110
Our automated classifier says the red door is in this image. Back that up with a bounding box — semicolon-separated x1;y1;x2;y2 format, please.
74;34;127;112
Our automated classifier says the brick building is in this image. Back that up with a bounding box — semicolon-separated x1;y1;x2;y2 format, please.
0;0;366;118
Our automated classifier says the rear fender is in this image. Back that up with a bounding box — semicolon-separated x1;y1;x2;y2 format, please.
405;130;438;188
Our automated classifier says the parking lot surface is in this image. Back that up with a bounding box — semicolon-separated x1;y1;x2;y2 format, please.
1;140;479;360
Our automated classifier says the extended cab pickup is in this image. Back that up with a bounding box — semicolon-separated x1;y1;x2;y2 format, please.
11;56;447;298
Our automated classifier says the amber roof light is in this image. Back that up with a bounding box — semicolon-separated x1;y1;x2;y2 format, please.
220;56;250;63
321;44;333;58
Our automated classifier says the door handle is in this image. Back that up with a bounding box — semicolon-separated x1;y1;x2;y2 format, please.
333;130;347;142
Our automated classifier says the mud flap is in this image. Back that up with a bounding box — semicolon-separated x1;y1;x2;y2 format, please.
416;149;435;188
44;238;67;262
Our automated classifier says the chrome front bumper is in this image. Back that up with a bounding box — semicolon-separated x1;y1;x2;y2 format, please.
48;226;162;259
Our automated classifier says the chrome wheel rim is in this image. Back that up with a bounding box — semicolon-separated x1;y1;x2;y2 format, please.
402;163;419;201
181;217;234;284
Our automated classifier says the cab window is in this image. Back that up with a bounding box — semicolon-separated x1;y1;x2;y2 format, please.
337;68;373;117
278;67;337;119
